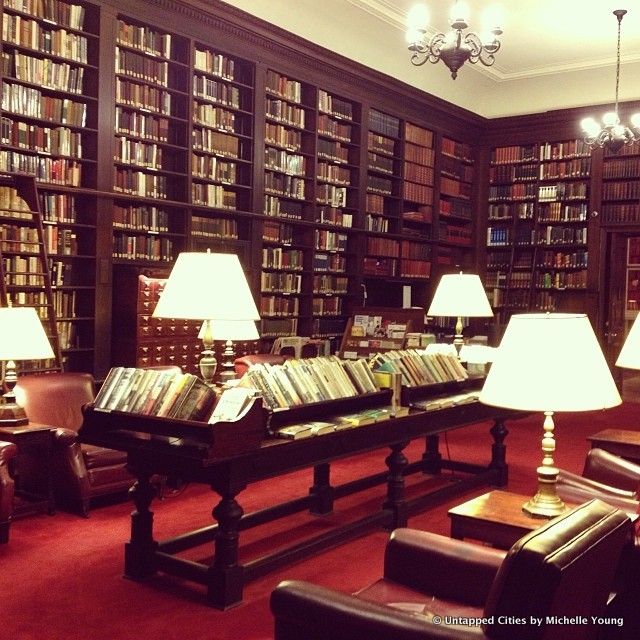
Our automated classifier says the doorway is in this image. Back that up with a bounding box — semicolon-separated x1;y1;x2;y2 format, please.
603;232;640;400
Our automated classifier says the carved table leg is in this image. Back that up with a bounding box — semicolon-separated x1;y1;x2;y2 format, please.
208;481;246;609
422;434;442;475
309;463;334;515
124;468;158;580
383;440;409;529
490;419;509;486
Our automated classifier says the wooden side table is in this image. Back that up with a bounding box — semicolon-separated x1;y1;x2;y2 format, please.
587;429;640;463
0;423;54;516
448;490;574;549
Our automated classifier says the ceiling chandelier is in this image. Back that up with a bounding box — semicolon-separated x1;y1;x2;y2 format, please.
581;9;640;154
405;2;503;80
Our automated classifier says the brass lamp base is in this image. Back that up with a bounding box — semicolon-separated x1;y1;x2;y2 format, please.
0;397;29;426
522;475;567;519
523;410;567;519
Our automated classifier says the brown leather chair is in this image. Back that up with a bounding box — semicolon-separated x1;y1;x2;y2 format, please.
0;440;17;543
271;499;632;640
14;372;133;517
234;354;287;377
557;447;640;513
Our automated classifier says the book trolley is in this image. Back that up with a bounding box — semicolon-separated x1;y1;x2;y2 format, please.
79;375;524;609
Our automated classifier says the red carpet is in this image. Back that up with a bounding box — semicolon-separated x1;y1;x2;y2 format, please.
2;402;639;640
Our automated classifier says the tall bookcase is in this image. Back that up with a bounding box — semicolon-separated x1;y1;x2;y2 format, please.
601;140;640;225
0;0;99;372
485;138;591;325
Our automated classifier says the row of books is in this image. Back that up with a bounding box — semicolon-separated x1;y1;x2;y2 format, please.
276;405;409;440
5;1;87;32
602;181;640;201
405;122;433;148
602;157;640;179
194;48;237;81
116;107;169;142
2;81;87;127
94;367;216;421
440;157;473;182
116;78;171;115
117;20;172;59
239;355;378;410
318;90;353;121
441;137;471;161
540;158;590;179
372;348;468;388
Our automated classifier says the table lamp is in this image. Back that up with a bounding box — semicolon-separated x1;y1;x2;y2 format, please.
198;319;260;383
0;306;55;425
480;313;621;518
615;313;640;370
152;252;260;385
427;272;493;353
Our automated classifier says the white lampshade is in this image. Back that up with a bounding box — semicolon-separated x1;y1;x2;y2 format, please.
0;307;55;361
480;313;621;412
153;252;260;321
427;273;493;318
616;313;640;369
198;319;259;341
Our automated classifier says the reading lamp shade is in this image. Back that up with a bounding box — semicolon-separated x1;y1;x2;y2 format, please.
0;307;55;361
481;313;620;518
198;319;260;341
480;313;621;413
152;252;260;321
616;313;640;369
427;273;493;318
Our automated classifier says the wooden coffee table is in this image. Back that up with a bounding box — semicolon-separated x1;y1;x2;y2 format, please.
448;490;574;549
587;429;640;463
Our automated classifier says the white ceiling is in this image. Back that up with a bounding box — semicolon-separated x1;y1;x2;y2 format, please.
219;0;640;119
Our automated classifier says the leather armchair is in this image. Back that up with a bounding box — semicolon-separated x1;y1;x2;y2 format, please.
557;447;640;513
0;440;17;543
271;499;632;640
14;372;133;517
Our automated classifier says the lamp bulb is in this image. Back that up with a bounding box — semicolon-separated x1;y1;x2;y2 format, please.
407;4;429;29
581;117;600;137
482;5;504;35
450;0;470;24
602;111;620;127
405;27;424;44
630;113;640;129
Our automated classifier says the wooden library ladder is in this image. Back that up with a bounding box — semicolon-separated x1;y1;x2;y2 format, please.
0;173;63;374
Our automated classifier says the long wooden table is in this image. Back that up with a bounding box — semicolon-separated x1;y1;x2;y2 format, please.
80;399;523;608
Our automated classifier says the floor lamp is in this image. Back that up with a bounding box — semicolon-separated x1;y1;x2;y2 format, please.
427;272;493;353
615;313;640;372
480;313;621;518
152;252;260;387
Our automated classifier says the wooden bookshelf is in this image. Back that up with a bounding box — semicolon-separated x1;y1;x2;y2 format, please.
0;0;99;372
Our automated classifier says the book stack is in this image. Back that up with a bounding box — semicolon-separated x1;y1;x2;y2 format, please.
275;404;407;440
372;349;468;387
239;355;378;410
94;367;216;422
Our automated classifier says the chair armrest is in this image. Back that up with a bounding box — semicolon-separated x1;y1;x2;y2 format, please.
583;448;640;495
0;441;17;464
52;428;79;446
556;472;639;515
271;580;485;640
384;529;505;607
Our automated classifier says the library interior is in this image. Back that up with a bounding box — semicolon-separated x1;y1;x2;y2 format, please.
2;1;640;639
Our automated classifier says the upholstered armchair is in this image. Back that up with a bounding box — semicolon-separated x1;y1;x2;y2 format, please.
556;447;640;513
271;500;632;640
14;372;133;517
0;440;17;543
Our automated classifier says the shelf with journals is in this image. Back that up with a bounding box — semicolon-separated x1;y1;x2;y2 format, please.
531;139;591;313
436;135;474;269
0;0;99;373
261;69;314;340
600;140;640;226
112;15;190;264
486;143;539;325
312;88;360;342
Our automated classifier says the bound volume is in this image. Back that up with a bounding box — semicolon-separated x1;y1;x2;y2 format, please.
94;367;216;422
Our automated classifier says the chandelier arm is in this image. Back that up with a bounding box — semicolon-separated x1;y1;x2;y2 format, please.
614;11;623;114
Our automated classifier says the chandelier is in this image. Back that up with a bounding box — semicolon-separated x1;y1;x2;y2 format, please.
405;2;503;80
581;10;640;154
